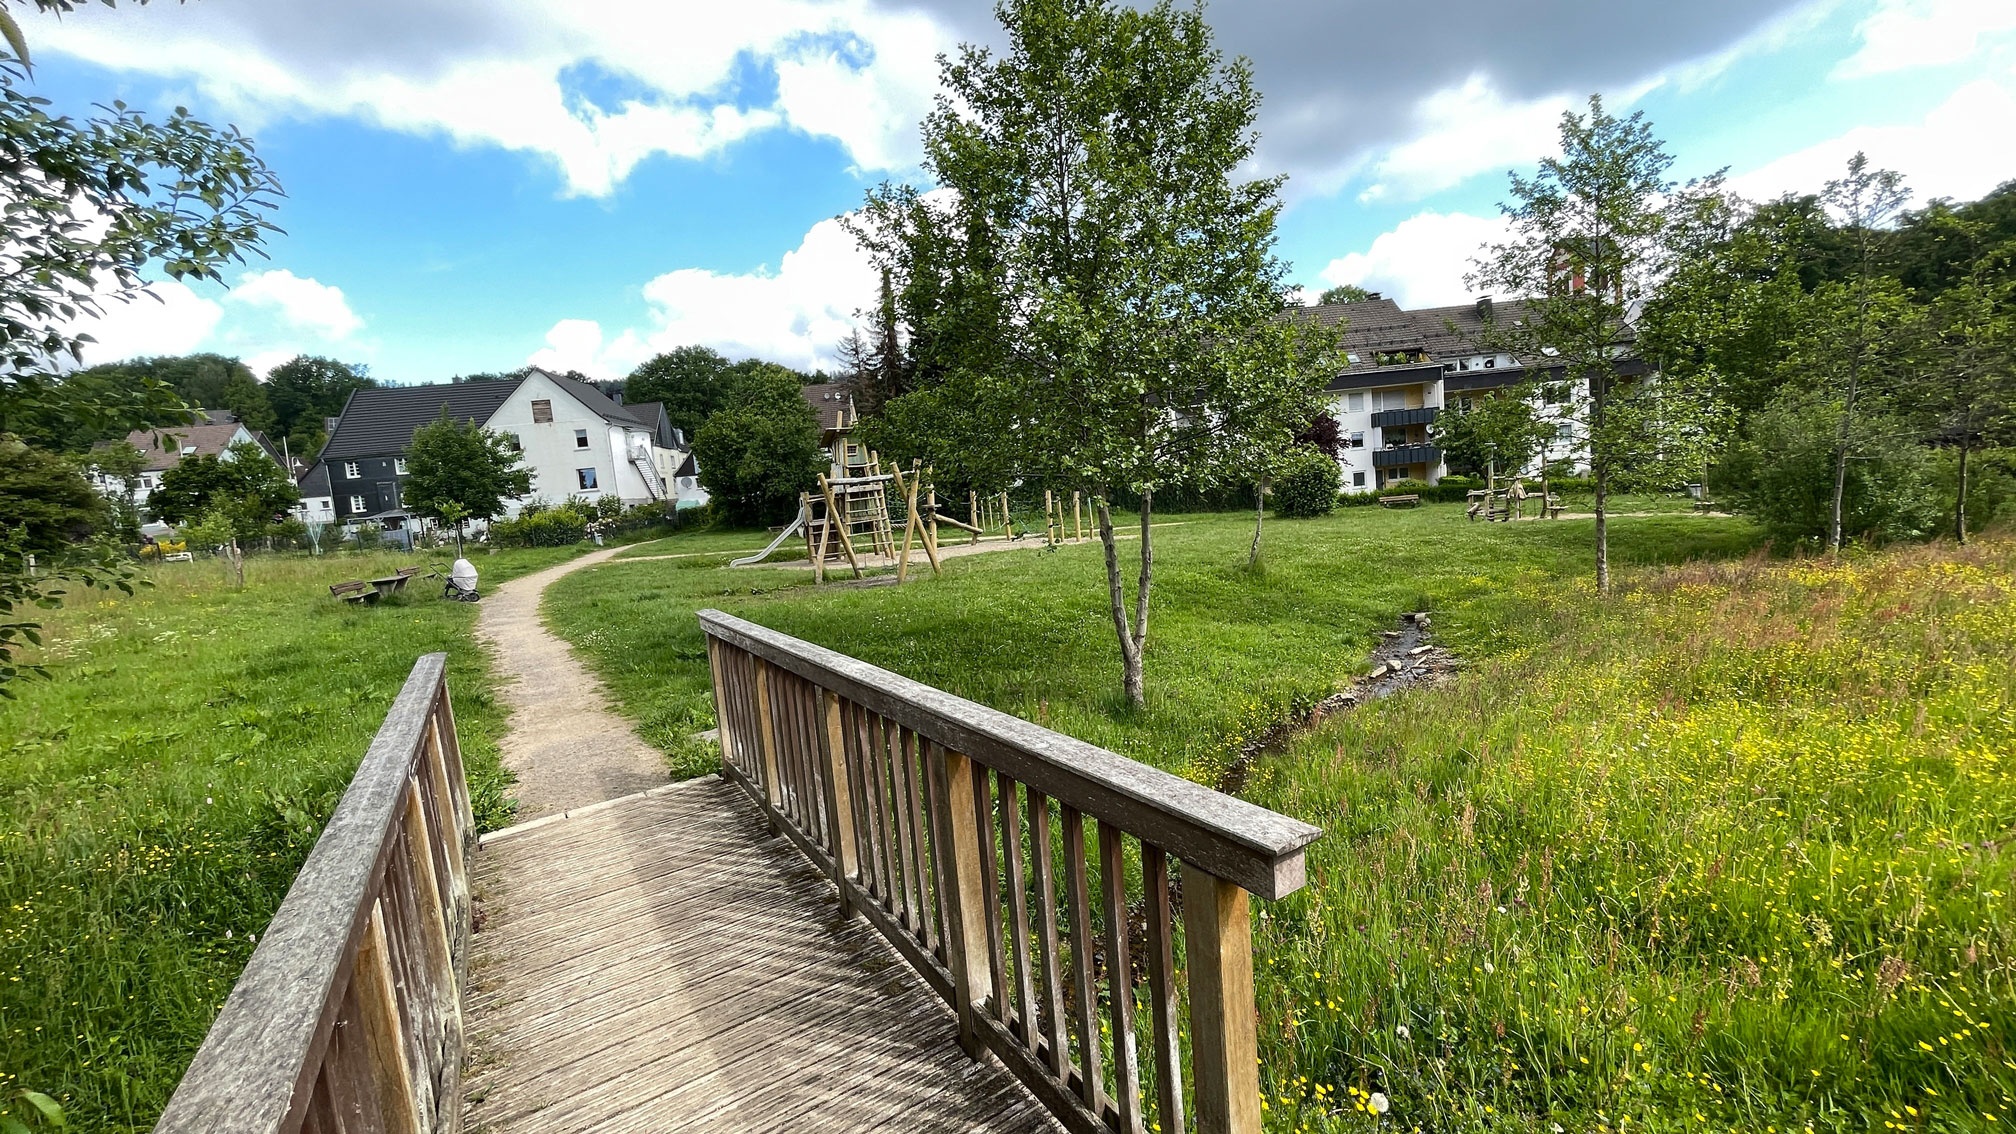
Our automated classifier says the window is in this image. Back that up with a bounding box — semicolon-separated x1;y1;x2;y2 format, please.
1344;392;1365;413
531;399;553;423
1345;352;1360;365
503;432;522;452
394;458;408;475
349;495;366;514
1346;431;1365;449
574;428;589;449
1372;389;1411;411
577;468;598;490
1352;471;1366;488
343;461;361;479
181;445;198;456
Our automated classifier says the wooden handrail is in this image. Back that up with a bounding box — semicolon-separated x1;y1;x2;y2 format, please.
153;654;474;1134
701;609;1321;1134
700;609;1319;899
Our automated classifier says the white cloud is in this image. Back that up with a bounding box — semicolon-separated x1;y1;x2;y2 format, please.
532;210;879;376
66;279;225;367
1836;0;2016;78
226;269;363;339
1731;70;2016;202
34;2;953;196
1317;211;1512;309
1357;77;1575;203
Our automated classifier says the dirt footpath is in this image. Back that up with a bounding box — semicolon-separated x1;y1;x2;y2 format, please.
476;546;667;818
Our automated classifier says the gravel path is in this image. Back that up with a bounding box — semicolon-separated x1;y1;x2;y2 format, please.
477;546;667;819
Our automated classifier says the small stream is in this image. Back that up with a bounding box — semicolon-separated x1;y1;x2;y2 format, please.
1216;611;1458;797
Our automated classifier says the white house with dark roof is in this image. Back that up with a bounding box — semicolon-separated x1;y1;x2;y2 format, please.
91;410;288;518
1297;295;1638;493
312;368;685;533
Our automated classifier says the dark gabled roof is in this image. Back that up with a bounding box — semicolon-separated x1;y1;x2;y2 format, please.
318;381;522;461
675;452;698;477
535;369;658;431
800;383;856;434
298;463;331;497
619;399;680;449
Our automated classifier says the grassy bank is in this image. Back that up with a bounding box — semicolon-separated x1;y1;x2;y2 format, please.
0;546;577;1132
1247;536;2016;1133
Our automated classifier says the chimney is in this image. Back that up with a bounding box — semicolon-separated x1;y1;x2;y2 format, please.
1475;295;1494;321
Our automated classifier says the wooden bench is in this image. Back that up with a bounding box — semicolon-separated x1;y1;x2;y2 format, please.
1378;493;1421;508
1693;499;1718;513
1545;495;1565;520
329;580;379;604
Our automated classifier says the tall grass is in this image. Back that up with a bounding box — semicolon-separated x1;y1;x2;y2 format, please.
1246;539;2016;1132
548;511;2011;1131
0;546;576;1132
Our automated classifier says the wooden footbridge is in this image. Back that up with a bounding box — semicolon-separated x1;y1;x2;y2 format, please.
151;614;1322;1134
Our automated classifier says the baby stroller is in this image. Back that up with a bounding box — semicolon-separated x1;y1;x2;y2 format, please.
443;558;480;602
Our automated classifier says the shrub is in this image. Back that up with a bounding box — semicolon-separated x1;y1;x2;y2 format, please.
490;507;588;548
1272;450;1342;518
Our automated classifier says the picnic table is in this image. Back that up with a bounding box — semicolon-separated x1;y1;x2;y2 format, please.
329;566;423;604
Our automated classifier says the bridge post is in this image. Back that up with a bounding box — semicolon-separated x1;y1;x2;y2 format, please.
815;688;860;916
1181;863;1261;1134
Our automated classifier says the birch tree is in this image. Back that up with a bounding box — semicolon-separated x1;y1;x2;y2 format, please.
851;0;1329;706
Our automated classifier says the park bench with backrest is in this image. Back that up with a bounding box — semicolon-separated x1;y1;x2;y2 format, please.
329;580;379;604
1378;493;1420;508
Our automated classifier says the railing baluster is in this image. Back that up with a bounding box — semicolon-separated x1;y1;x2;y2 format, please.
816;689;858;911
753;659;784;814
890;724;921;933
973;765;1010;1021
1100;821;1143;1132
841;701;875;898
934;741;993;1056
869;711;900;907
999;776;1038;1045
1062;805;1104;1113
1028;789;1070;1079
355;899;423;1134
1143;845;1185;1134
921;733;954;960
903;722;931;944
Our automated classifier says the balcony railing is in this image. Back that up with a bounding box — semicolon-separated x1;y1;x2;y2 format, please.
1373;444;1442;469
1370;405;1438;429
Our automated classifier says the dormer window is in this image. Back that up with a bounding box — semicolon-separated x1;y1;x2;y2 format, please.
181;446;198;455
343;461;361;479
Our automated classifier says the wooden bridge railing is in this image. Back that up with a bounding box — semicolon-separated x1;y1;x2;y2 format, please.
154;653;474;1134
701;610;1322;1134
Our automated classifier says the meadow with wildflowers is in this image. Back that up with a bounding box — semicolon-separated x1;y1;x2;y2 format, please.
551;508;2010;1133
0;547;577;1132
1247;538;2016;1132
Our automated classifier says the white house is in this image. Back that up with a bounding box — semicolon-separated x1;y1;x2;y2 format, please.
1298;296;1623;493
91;411;288;525
311;369;681;535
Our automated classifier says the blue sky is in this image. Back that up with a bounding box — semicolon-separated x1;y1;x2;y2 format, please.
27;0;2016;386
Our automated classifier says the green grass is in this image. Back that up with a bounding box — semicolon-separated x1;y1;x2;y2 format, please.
544;506;2015;1132
546;505;1760;785
0;545;579;1132
609;523;801;561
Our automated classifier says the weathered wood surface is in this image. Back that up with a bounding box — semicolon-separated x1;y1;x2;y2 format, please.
153;653;472;1134
702;610;1322;1134
698;610;1320;900
464;776;1063;1133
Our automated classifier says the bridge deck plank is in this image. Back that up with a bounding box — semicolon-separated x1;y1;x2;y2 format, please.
464;776;1060;1133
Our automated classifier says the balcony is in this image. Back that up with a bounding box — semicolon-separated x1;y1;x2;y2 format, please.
1370;405;1438;429
1372;444;1442;469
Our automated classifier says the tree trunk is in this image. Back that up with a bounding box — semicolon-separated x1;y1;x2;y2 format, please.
1095;494;1148;709
1956;443;1969;545
1248;478;1266;569
455;520;467;559
1590;375;1610;593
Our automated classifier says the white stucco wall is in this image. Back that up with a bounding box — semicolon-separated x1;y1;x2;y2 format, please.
483;373;661;514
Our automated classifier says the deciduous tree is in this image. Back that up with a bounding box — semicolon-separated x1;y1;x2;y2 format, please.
1472;96;1725;591
402;408;534;552
852;0;1332;705
690;368;824;526
149;442;298;537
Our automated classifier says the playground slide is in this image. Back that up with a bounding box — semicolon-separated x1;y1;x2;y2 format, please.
729;507;808;567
